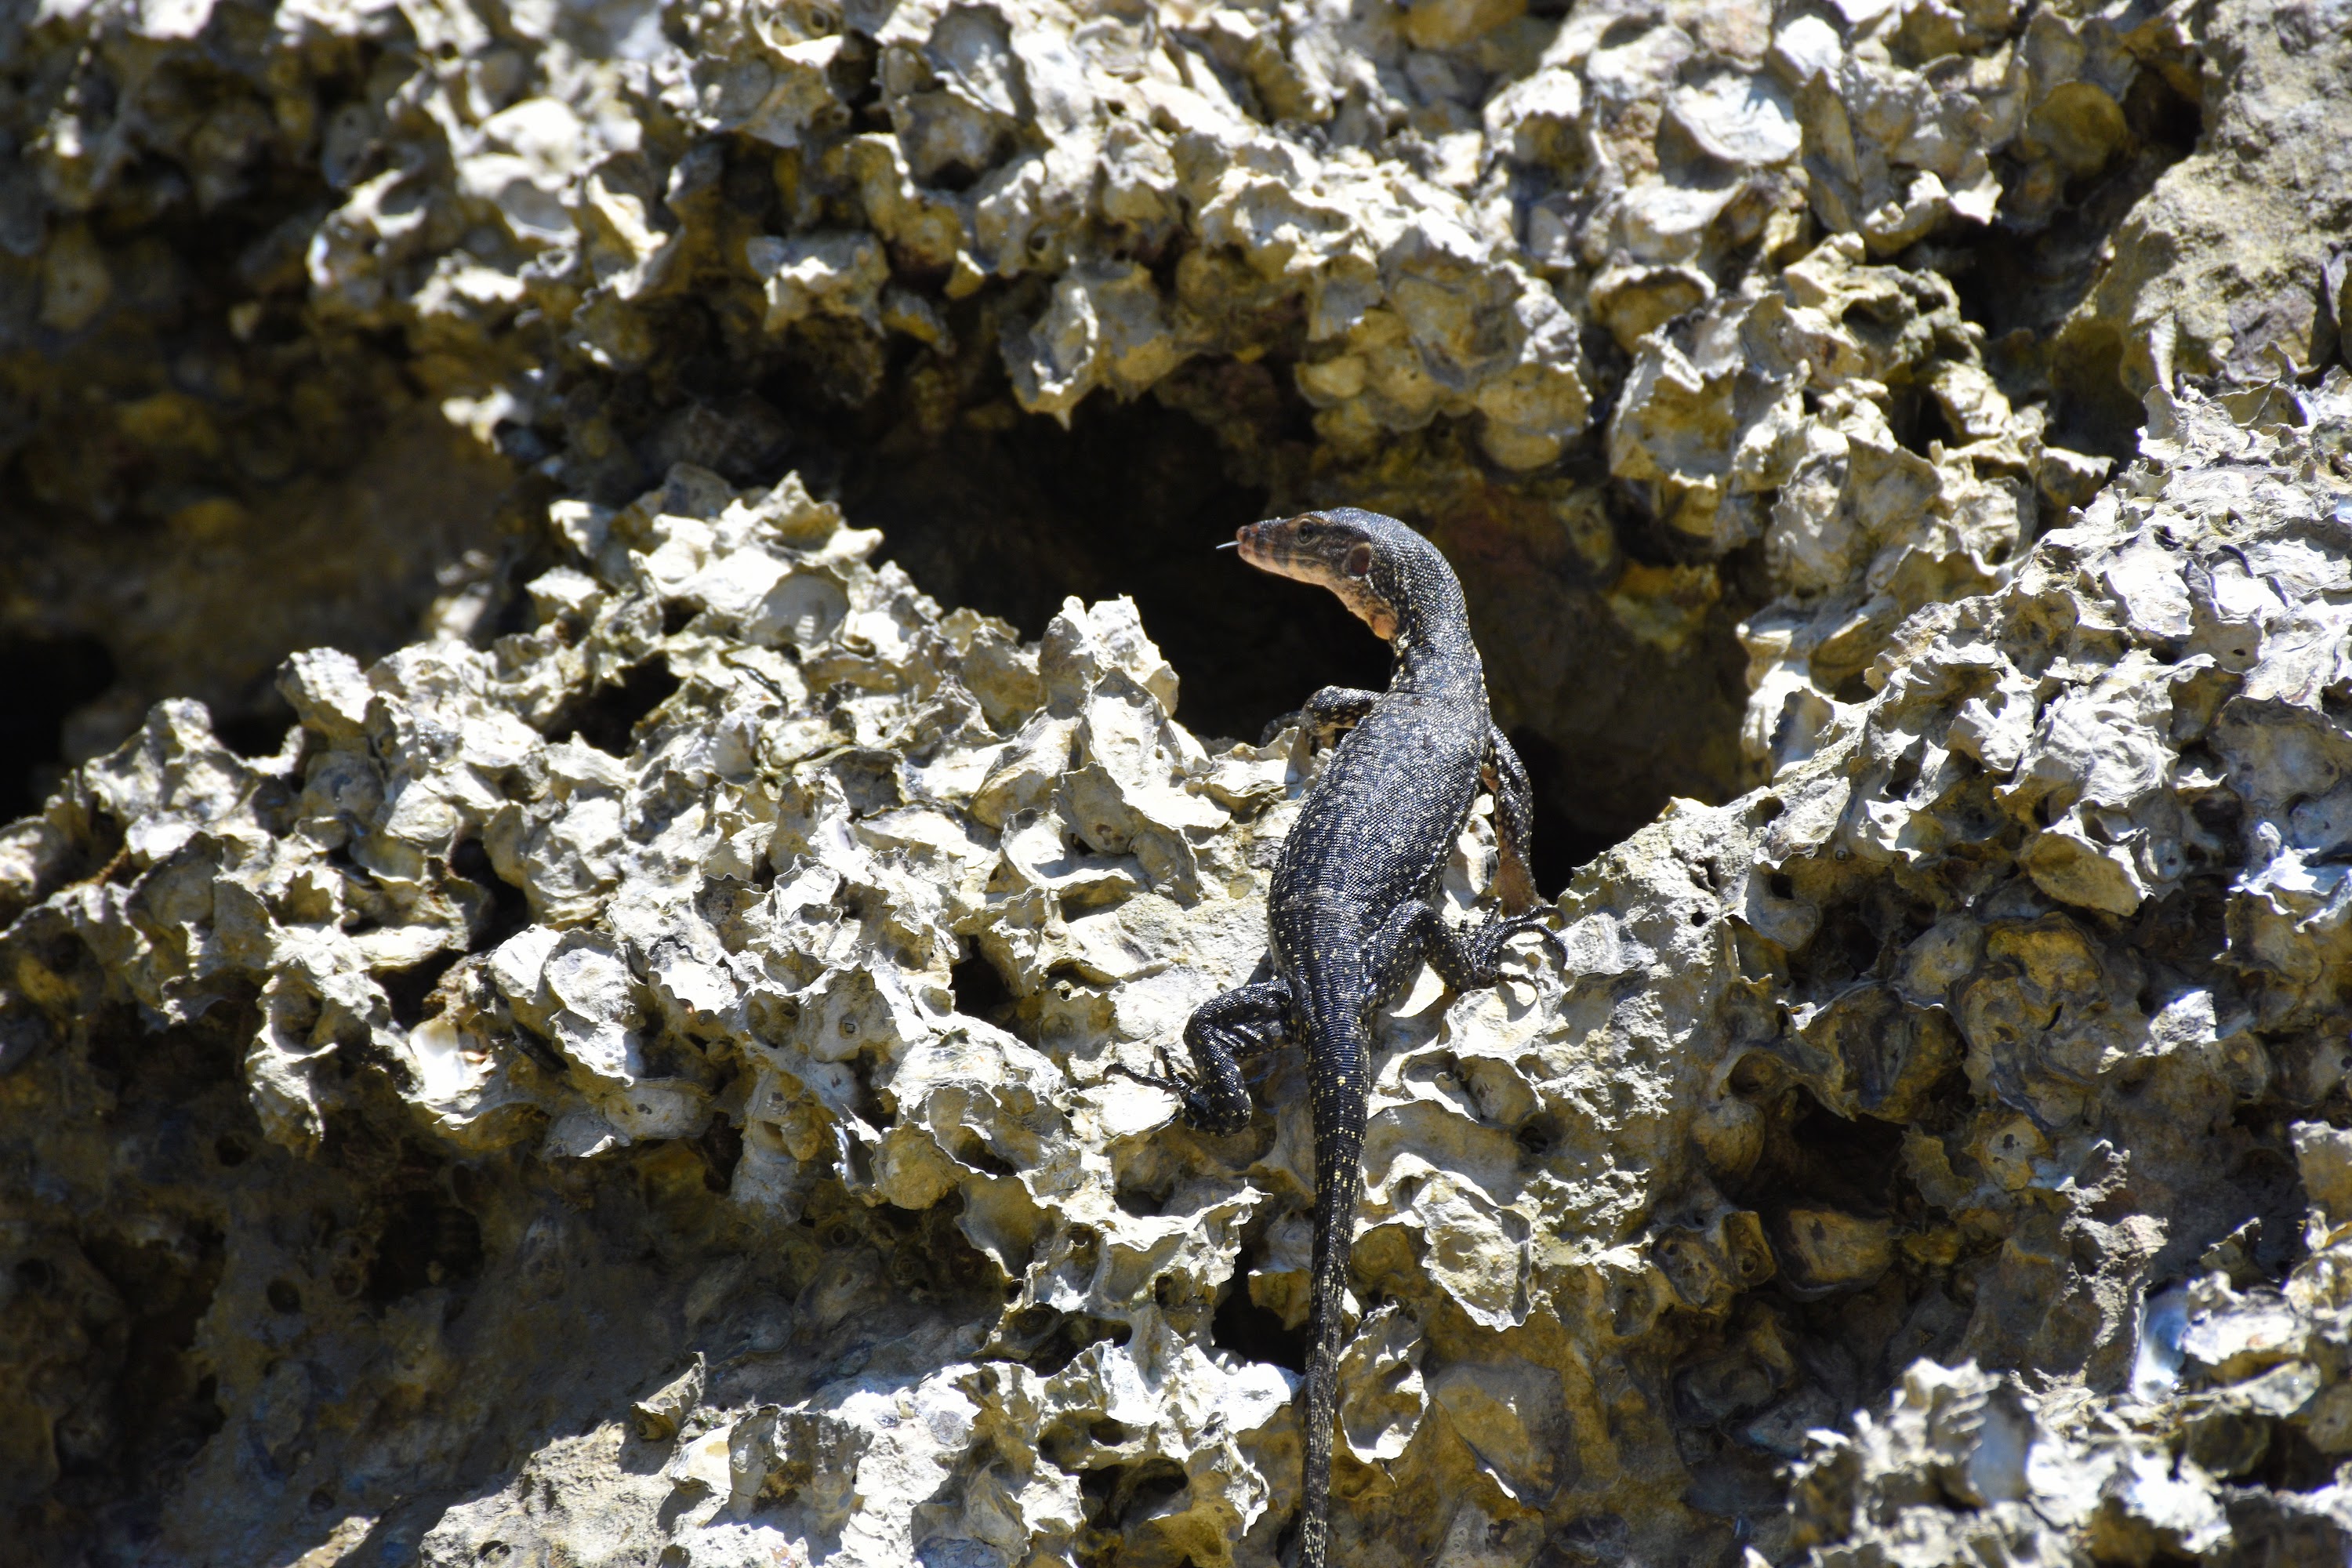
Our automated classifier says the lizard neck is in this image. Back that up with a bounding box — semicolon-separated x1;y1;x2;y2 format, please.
1384;547;1483;697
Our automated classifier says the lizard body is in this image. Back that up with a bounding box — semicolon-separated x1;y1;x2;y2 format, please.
1165;509;1558;1567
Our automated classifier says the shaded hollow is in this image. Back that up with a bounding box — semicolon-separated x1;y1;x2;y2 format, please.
0;633;117;818
826;386;1394;756
0;111;518;818
1936;65;2206;463
687;350;1755;889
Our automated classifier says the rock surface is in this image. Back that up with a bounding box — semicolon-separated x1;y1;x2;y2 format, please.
7;0;2305;843
4;370;2350;1563
5;0;2352;1564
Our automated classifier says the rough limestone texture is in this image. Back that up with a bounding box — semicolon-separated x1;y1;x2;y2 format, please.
5;372;2351;1566
13;0;2342;840
2060;0;2352;396
1788;1118;2352;1566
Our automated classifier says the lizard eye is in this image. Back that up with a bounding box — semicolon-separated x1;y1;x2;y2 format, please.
1343;543;1374;578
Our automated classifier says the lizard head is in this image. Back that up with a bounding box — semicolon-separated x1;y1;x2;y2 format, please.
1230;507;1428;641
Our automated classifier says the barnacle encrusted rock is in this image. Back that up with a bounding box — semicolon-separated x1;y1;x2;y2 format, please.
2059;0;2352;395
1787;1116;2352;1566
1606;231;2111;777
6;370;2352;1564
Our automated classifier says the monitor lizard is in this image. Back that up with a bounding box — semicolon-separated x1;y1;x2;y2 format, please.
1131;507;1563;1567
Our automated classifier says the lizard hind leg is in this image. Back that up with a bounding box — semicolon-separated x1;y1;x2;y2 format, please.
1167;979;1294;1134
1259;685;1381;749
1359;898;1447;1013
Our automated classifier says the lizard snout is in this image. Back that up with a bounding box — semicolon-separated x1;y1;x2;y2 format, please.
1230;519;1287;572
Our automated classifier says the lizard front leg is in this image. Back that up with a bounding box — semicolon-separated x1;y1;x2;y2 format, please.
1118;980;1294;1134
1482;724;1541;916
1259;685;1381;749
1363;899;1563;1003
1444;905;1565;989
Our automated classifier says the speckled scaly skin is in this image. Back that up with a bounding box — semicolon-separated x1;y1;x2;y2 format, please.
1173;509;1559;1567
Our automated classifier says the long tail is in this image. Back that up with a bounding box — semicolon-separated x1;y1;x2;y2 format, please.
1299;1018;1368;1568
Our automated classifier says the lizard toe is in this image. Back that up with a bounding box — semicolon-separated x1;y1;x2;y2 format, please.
1104;1062;1192;1118
1512;914;1570;970
1465;913;1563;983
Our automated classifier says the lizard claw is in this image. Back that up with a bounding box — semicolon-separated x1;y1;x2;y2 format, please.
1106;1057;1218;1129
1512;913;1570;970
1106;1060;1185;1098
1468;911;1568;981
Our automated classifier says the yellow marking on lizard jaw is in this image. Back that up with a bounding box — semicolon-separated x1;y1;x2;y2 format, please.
1233;522;1402;641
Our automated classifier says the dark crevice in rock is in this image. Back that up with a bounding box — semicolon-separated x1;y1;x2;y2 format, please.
379;949;465;1031
949;946;1019;1033
1078;1455;1192;1534
694;1115;745;1195
452;836;532;956
0;633;116;819
361;1187;486;1305
1509;728;1619;884
212;691;298;761
68;1224;229;1494
1210;1283;1308;1376
1001;1306;1133;1375
544;656;683;756
1759;1096;1909;1225
1933;67;2209;463
1890;384;1966;459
